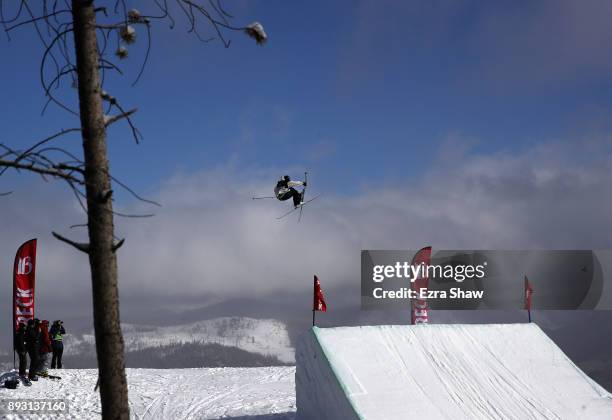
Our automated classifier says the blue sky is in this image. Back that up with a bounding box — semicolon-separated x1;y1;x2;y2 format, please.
2;0;612;201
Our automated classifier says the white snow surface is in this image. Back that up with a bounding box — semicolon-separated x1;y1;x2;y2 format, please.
296;323;612;420
0;367;296;419
65;317;295;364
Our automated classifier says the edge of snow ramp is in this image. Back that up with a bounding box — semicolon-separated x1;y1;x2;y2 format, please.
295;323;612;420
296;327;364;420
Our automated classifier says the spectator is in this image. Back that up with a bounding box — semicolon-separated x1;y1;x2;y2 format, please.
25;319;40;380
37;320;52;376
50;320;65;369
14;322;27;377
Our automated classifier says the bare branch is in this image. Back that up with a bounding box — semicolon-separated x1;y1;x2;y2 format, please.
40;27;78;116
104;108;137;127
109;101;142;143
64;178;88;215
5;9;71;32
54;163;85;174
100;189;113;203
11;127;80;165
52;231;90;254
0;158;83;184
112;238;125;252
131;22;152;86
110;174;161;207
0;0;25;26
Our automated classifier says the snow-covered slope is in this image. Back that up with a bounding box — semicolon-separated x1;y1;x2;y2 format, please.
0;367;296;419
296;323;612;420
65;317;294;364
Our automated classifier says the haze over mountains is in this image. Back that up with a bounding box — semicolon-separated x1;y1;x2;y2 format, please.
62;317;294;368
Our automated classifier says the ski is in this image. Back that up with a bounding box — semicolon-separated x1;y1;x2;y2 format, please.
276;194;320;220
37;372;61;380
298;171;308;222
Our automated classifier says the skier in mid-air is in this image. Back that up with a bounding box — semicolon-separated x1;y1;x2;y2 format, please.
274;175;307;208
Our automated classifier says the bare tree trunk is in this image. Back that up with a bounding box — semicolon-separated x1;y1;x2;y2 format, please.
72;1;129;418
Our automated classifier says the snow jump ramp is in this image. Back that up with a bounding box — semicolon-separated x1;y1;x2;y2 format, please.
295;324;612;419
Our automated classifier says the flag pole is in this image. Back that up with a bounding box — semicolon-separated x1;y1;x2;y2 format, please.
312;274;316;327
524;275;533;323
12;272;15;371
312;274;315;327
12;243;16;371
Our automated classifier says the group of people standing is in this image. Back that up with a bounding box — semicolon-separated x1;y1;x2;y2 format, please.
14;319;65;381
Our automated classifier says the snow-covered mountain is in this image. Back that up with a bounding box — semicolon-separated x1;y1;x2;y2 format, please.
64;317;295;364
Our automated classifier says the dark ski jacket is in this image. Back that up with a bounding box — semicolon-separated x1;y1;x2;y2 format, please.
25;321;40;353
274;178;304;198
50;323;65;342
14;324;26;353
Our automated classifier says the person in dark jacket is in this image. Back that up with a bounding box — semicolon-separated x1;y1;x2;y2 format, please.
49;320;65;369
14;322;27;377
274;175;306;208
25;318;40;380
37;320;52;375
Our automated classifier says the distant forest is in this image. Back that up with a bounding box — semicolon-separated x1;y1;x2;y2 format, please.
35;342;291;369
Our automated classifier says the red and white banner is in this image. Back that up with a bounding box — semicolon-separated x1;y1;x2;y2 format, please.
411;246;432;325
524;276;534;311
13;239;37;331
313;275;327;312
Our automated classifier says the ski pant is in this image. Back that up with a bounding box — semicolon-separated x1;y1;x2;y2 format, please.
51;342;63;369
27;348;38;379
36;353;49;374
278;188;302;207
16;351;27;376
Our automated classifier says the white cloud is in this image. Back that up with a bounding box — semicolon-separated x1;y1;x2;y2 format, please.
114;139;612;301
1;140;611;314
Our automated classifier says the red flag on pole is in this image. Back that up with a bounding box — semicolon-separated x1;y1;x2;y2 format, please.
313;275;327;312
524;276;534;311
411;246;432;325
13;239;37;333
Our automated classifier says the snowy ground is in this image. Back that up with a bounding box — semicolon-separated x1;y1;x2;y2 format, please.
0;367;296;419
